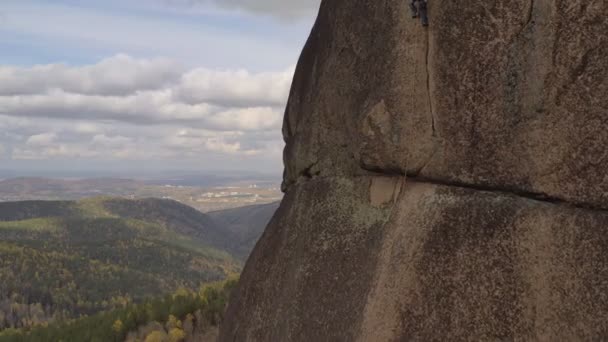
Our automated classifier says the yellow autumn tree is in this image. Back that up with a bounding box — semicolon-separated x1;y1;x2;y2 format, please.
144;330;167;342
166;314;180;330
168;328;186;342
112;319;124;335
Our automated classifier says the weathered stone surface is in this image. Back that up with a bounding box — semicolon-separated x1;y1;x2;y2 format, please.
281;0;607;207
223;179;608;341
223;177;395;341
221;0;608;340
360;181;608;341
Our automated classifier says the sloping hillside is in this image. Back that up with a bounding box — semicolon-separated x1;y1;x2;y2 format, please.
100;198;237;251
0;279;237;342
208;202;279;259
0;198;240;330
0;197;237;251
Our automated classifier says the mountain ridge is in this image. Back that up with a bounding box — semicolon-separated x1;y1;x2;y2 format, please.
0;197;242;331
208;201;280;259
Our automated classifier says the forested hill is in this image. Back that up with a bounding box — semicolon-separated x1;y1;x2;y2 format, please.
0;198;237;252
0;279;238;342
208;201;280;259
0;197;241;331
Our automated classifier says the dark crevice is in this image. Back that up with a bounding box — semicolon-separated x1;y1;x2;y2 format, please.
514;0;535;39
425;27;436;137
407;175;608;213
287;170;608;213
525;0;534;27
414;14;438;176
361;165;405;177
300;161;320;179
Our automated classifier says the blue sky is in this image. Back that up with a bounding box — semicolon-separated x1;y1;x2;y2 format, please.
0;0;319;175
0;0;314;68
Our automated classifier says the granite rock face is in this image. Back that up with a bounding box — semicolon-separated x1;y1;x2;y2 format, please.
221;0;608;340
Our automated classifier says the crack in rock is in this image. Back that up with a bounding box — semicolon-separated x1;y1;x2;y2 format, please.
408;176;608;213
425;26;436;137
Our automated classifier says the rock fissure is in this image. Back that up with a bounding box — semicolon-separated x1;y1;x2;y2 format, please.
292;171;608;213
514;0;535;39
407;176;608;213
526;0;534;27
300;161;320;179
425;27;436;137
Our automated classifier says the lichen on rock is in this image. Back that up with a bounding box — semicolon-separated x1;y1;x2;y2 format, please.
221;0;608;340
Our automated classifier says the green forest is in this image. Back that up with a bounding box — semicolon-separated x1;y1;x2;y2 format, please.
0;198;242;333
0;278;237;342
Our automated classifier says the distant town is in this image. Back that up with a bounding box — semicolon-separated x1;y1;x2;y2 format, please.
0;175;283;212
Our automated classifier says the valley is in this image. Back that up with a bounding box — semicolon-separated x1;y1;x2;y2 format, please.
0;196;278;339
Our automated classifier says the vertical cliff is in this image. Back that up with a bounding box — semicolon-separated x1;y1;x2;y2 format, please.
221;0;608;340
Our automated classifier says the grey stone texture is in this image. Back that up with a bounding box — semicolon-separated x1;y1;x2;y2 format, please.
221;0;608;340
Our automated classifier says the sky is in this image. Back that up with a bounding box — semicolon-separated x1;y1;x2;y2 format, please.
0;0;320;175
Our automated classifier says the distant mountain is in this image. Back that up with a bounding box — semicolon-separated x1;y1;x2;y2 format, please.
0;177;143;201
0;176;283;213
95;198;238;252
142;172;279;187
0;198;240;331
208;201;280;259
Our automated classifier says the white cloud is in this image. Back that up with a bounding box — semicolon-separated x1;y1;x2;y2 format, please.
0;0;316;172
164;129;266;155
26;132;57;146
91;134;133;148
0;55;180;96
6;122;281;162
74;123;102;135
224;0;321;18
206;107;282;131
167;0;321;18
0;55;291;133
0;91;282;131
176;67;294;107
0;54;289;166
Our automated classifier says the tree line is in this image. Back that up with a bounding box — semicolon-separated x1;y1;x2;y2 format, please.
0;278;238;342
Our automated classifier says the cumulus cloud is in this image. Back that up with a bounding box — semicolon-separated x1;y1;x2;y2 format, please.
0;54;180;96
5;119;281;162
13;144;93;160
0;55;291;131
74;123;102;135
166;0;321;18
0;54;289;165
0;90;282;131
176;67;294;107
91;134;133;148
26;132;57;146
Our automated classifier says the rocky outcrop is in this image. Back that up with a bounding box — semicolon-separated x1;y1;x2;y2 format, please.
221;0;608;340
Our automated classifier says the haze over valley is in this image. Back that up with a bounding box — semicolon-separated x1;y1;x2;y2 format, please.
0;172;282;212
